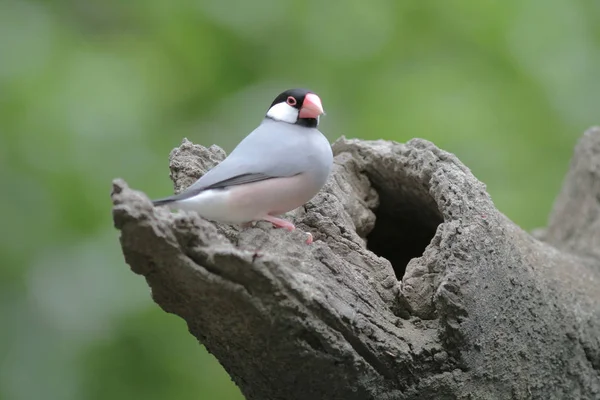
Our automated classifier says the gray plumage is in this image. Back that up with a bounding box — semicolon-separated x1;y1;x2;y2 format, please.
152;118;332;206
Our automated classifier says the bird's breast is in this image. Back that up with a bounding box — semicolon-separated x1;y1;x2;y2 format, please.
227;173;323;218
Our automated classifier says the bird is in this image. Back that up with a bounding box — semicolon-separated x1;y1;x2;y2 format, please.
151;88;334;244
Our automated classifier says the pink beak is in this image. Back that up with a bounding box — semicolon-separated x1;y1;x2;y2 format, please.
299;93;324;119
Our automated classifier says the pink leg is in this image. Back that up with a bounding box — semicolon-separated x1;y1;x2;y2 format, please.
261;216;313;245
262;215;295;231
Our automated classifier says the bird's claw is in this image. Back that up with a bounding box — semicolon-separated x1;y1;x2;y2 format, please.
305;232;313;245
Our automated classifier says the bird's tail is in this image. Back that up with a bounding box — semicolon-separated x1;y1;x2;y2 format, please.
151;196;177;207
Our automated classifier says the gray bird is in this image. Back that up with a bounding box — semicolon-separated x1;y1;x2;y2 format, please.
152;88;333;243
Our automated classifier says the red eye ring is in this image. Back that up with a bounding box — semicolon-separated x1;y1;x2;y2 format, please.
286;96;297;106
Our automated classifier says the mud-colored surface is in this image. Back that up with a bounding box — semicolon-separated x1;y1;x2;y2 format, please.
111;128;600;400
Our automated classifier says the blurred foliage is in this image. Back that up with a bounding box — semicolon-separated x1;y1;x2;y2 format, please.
1;0;599;399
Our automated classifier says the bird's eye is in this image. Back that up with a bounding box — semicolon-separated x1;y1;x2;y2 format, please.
286;96;297;106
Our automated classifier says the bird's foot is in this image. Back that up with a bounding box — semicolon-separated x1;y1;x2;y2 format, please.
262;216;313;244
262;216;296;231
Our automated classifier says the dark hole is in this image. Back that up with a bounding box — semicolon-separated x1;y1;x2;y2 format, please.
366;184;443;280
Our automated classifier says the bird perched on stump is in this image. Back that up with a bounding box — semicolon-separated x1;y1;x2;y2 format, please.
151;88;333;244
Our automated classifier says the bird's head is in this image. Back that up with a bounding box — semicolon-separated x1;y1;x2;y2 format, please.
265;88;325;128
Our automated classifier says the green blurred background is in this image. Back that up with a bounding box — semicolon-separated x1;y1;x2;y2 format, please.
1;0;599;399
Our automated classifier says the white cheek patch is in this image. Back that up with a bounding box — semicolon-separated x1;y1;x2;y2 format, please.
266;102;298;124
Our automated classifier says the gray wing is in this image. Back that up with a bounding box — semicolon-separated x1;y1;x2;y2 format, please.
152;121;317;205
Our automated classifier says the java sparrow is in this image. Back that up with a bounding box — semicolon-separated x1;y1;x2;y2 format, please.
152;88;333;244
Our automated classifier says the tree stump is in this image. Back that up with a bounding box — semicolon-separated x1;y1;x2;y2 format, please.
111;128;600;400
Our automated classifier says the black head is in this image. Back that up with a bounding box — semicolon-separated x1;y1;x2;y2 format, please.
265;88;324;128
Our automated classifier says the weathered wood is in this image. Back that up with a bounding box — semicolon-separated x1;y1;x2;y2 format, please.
111;128;600;400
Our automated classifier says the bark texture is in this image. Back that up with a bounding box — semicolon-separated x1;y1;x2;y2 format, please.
111;128;600;400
